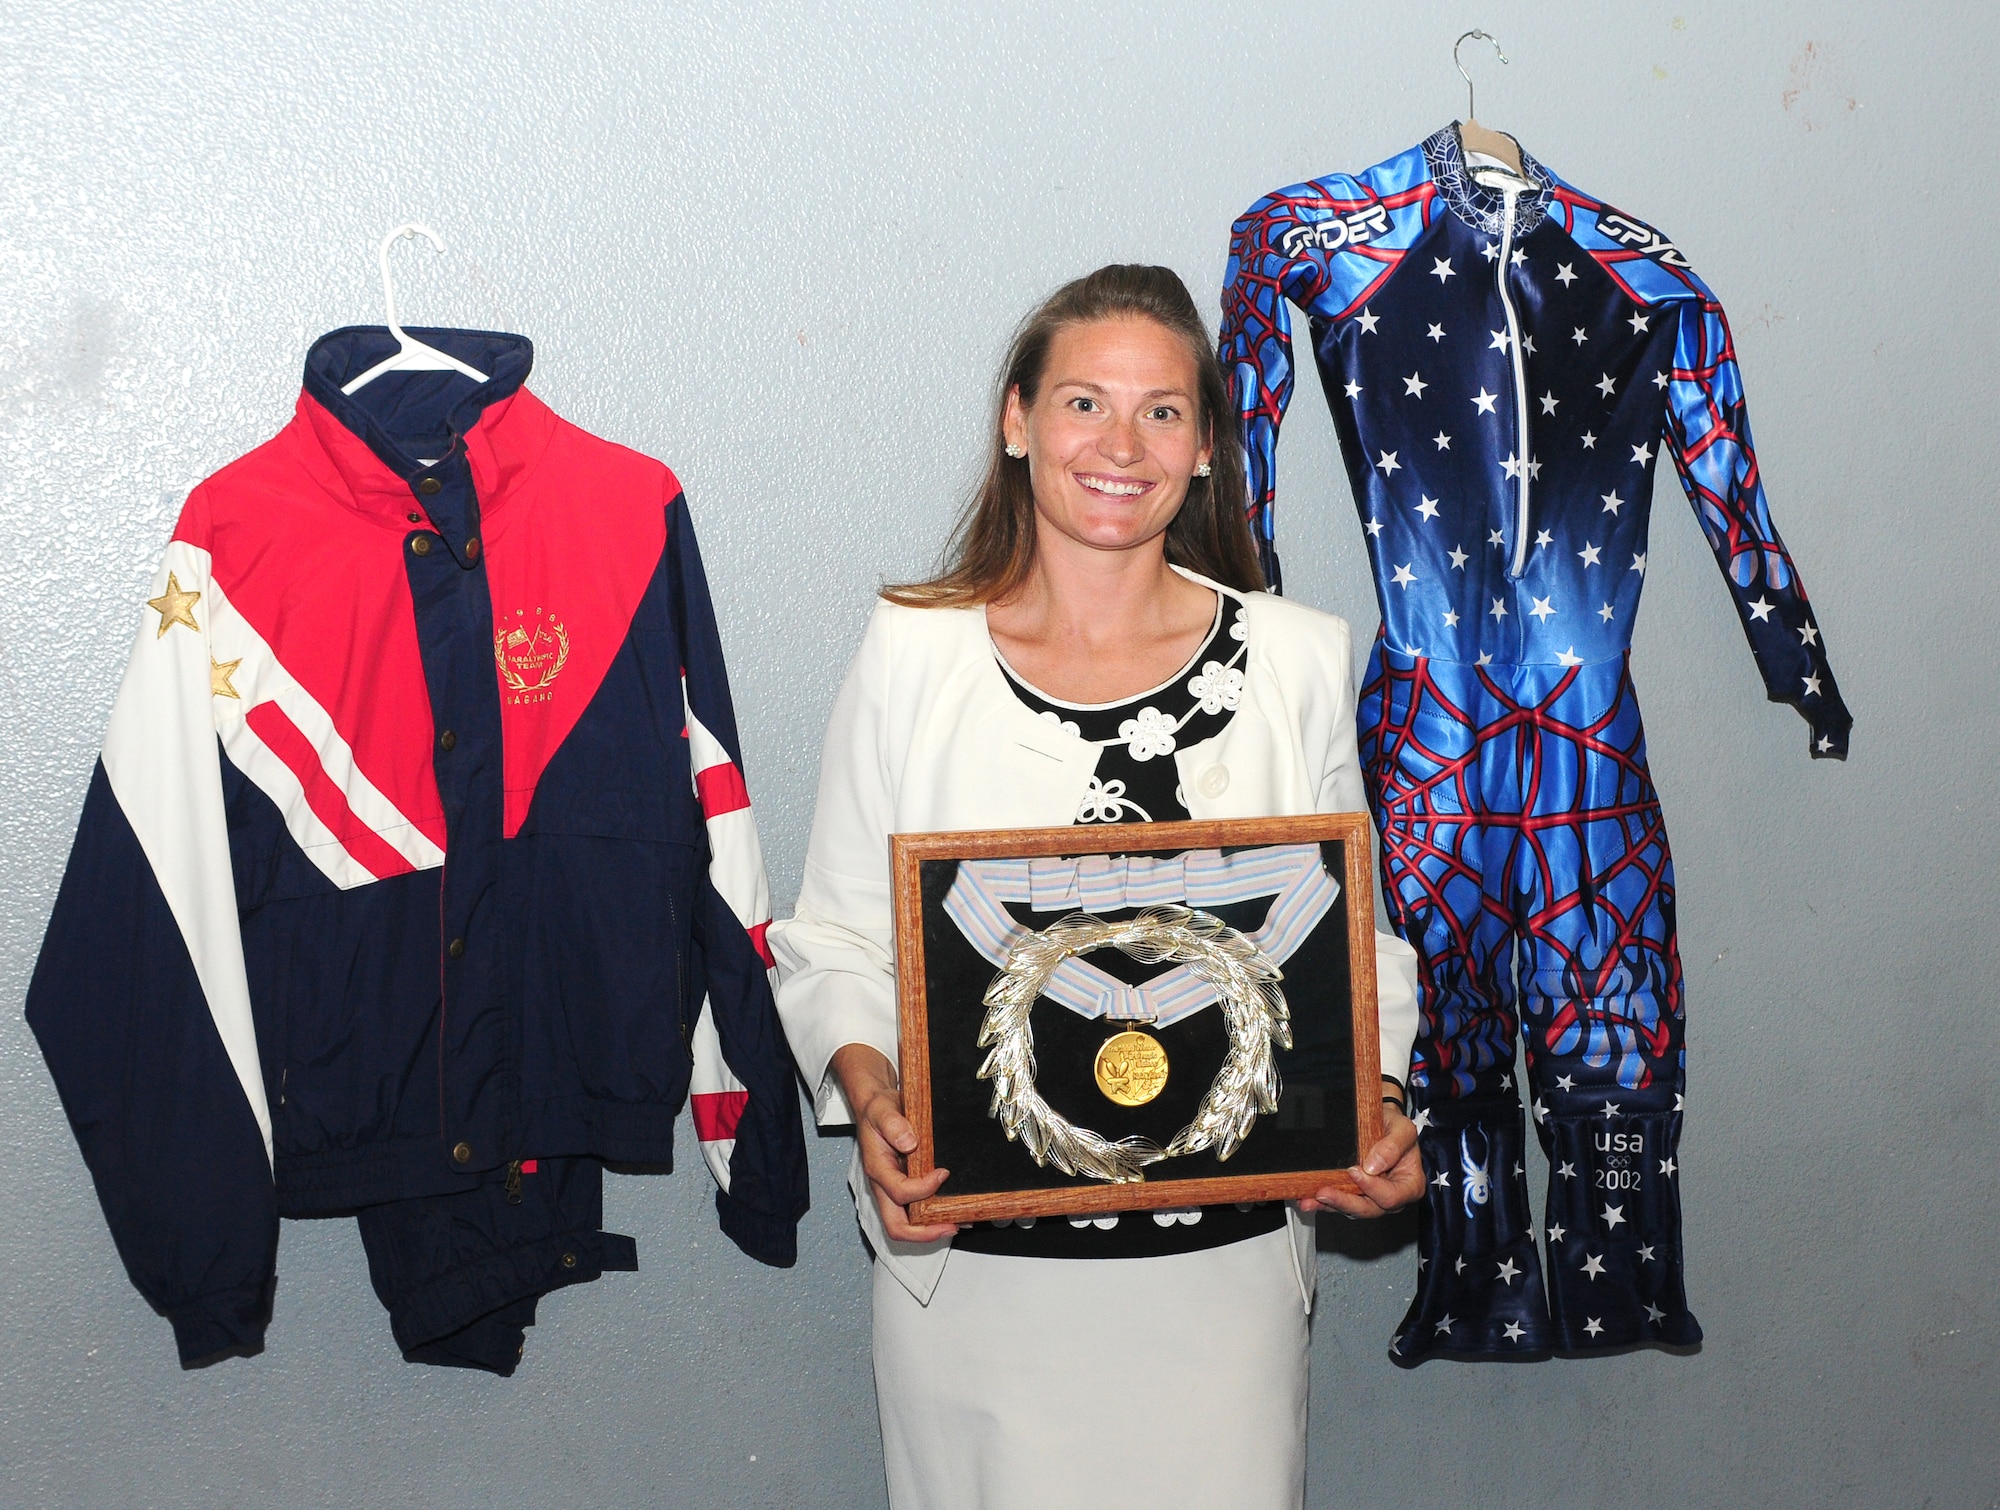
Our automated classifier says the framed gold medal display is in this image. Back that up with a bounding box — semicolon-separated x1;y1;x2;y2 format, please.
891;815;1383;1226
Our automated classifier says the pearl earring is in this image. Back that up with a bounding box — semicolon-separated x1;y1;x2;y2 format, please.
1005;443;1026;458
1194;461;1212;477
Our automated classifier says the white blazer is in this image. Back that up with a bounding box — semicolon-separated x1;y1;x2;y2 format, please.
768;567;1421;1309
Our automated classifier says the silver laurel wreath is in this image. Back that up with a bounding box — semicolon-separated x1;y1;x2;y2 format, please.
974;904;1292;1184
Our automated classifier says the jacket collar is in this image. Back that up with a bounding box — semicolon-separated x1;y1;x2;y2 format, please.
291;327;556;530
947;603;1098;779
1421;123;1554;238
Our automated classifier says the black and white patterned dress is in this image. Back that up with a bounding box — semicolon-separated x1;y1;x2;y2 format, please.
954;588;1287;1260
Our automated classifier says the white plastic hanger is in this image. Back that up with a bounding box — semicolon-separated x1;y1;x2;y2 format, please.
1454;30;1530;184
340;223;490;395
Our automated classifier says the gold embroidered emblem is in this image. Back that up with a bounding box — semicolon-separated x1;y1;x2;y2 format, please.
210;656;242;699
493;608;570;705
148;572;202;637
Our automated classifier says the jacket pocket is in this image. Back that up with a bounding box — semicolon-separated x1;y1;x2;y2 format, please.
513;809;700;1108
519;787;679;843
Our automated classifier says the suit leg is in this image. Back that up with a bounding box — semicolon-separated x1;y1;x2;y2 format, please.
1512;656;1700;1349
1362;641;1551;1360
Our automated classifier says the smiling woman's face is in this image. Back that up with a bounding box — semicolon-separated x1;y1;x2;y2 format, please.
1003;315;1213;560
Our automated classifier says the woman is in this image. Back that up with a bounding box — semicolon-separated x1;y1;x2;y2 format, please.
769;264;1424;1509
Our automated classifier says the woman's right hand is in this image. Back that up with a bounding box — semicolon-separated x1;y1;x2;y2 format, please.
830;1044;960;1244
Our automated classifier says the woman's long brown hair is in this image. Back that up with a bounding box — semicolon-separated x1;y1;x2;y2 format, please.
882;264;1264;607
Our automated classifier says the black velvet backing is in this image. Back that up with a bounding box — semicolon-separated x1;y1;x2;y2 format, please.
919;842;1359;1198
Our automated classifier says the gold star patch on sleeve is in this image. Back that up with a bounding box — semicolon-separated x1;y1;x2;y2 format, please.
147;573;202;638
210;657;242;699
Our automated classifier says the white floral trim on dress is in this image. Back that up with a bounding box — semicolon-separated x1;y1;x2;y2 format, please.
1187;660;1244;715
1076;776;1153;824
1095;603;1249;759
1117;705;1180;761
1008;600;1250;763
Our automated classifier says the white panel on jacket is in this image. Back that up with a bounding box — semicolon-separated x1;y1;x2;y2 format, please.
101;542;272;1162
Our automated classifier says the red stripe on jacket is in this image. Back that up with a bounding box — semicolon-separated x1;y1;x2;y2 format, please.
690;1090;748;1142
695;760;751;818
244;702;415;880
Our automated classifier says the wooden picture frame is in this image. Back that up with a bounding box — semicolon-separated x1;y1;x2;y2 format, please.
892;814;1382;1226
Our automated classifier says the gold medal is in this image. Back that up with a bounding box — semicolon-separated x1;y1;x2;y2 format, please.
1094;1029;1170;1106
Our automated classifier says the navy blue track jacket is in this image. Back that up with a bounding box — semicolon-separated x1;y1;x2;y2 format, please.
27;329;808;1365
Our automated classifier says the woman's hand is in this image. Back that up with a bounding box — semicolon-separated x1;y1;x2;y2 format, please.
830;1044;961;1244
1297;1103;1425;1218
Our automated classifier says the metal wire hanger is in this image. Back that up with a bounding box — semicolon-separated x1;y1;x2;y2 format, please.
1454;30;1529;181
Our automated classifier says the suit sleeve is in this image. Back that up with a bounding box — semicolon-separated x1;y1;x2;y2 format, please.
1220;176;1419;594
26;526;279;1366
1219;200;1319;593
666;490;810;1267
1663;297;1852;758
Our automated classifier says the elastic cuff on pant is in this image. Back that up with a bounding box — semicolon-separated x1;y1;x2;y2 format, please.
169;1277;275;1368
387;1227;635;1354
716;1190;798;1268
402;1295;540;1376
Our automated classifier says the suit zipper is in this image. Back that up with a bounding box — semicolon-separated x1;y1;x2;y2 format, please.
1494;184;1534;580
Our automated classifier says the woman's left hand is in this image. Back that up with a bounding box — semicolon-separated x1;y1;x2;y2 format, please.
1297;1104;1424;1218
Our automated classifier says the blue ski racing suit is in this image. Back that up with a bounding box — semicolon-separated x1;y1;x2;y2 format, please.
1219;125;1851;1361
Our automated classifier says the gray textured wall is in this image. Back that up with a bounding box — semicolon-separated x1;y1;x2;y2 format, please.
1;1;1993;1505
